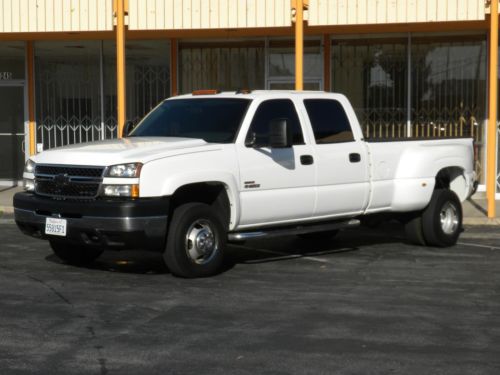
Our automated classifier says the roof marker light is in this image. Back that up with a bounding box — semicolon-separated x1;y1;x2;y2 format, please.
192;89;220;95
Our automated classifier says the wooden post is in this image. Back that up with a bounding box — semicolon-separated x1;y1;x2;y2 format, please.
26;41;36;156
487;0;498;218
116;0;126;138
170;39;178;96
293;0;304;91
323;34;331;91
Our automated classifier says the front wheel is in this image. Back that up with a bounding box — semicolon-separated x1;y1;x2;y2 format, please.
50;240;103;265
163;203;226;278
422;189;463;247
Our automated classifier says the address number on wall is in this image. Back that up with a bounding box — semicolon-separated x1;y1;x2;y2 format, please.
0;72;13;80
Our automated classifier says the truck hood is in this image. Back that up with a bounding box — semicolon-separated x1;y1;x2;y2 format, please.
33;137;222;166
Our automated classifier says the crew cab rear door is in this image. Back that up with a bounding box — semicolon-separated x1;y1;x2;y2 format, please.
301;97;370;217
236;98;316;227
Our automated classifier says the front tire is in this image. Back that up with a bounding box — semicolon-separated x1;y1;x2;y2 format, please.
422;189;462;247
50;240;103;265
164;203;226;278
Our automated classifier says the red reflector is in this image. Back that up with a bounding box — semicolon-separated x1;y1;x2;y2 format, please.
192;89;220;95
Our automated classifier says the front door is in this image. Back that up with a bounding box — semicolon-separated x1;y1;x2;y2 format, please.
237;98;316;228
0;85;25;182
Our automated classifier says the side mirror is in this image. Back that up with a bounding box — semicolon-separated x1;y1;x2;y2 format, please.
245;132;257;147
269;118;291;148
123;120;135;137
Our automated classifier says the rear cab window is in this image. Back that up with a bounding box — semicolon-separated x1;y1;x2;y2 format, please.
303;99;355;144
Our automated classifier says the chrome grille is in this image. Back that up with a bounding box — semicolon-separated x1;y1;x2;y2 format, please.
34;164;105;199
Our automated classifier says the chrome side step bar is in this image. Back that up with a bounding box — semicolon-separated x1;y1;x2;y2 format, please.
227;219;360;242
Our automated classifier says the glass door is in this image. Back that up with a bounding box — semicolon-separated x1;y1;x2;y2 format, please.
0;85;25;181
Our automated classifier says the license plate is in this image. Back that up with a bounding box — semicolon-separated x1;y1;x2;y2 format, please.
45;217;67;237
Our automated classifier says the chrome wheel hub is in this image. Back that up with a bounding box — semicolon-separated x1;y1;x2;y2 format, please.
185;219;218;264
440;201;459;235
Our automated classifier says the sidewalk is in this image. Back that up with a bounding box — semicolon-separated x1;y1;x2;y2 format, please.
0;185;499;224
0;186;22;216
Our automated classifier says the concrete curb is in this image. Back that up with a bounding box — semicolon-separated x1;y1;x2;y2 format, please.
0;206;14;215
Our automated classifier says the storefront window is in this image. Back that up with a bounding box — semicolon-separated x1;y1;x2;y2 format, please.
332;37;408;138
35;41;101;149
412;36;486;182
103;40;171;134
268;39;322;89
0;42;25;80
411;37;486;139
179;40;265;93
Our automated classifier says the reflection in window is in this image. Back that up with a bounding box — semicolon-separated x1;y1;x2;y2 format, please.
246;99;304;146
0;42;25;80
332;39;407;139
412;37;486;183
304;99;354;143
411;38;486;140
103;40;171;135
268;39;322;80
35;41;101;149
180;41;265;93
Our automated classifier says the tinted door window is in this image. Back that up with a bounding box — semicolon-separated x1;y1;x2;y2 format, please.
246;99;304;147
304;99;354;143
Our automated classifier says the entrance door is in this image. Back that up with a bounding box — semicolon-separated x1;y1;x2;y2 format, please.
0;85;25;182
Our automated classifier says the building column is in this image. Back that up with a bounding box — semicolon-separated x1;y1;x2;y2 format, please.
170;39;178;96
323;34;331;92
26;41;36;156
293;0;306;91
116;0;127;138
487;0;498;218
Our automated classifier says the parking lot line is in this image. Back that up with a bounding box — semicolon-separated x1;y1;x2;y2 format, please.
458;241;500;251
232;244;350;264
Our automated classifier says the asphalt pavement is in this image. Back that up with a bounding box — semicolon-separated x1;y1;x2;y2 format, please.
0;219;499;374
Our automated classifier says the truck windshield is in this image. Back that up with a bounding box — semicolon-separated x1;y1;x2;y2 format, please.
129;98;251;143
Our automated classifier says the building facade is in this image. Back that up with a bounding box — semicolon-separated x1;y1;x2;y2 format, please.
0;0;499;214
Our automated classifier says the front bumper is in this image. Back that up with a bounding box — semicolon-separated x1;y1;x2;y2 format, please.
13;192;169;251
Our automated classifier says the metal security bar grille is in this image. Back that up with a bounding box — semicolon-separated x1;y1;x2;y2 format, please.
411;38;486;181
35;58;103;148
332;35;487;183
179;41;265;93
35;40;171;150
35;42;106;149
128;64;170;124
411;39;486;142
103;40;171;129
332;40;408;140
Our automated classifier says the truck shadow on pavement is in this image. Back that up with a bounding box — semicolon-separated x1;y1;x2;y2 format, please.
44;224;407;276
227;225;405;265
45;251;170;275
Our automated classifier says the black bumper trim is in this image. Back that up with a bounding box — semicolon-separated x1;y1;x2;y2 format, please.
13;192;170;251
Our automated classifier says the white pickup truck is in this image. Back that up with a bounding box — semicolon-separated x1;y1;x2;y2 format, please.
14;91;475;278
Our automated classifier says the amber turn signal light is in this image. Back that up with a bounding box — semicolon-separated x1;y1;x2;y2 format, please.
192;89;220;95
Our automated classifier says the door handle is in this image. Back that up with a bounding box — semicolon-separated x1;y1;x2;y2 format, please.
300;155;314;165
349;153;361;163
